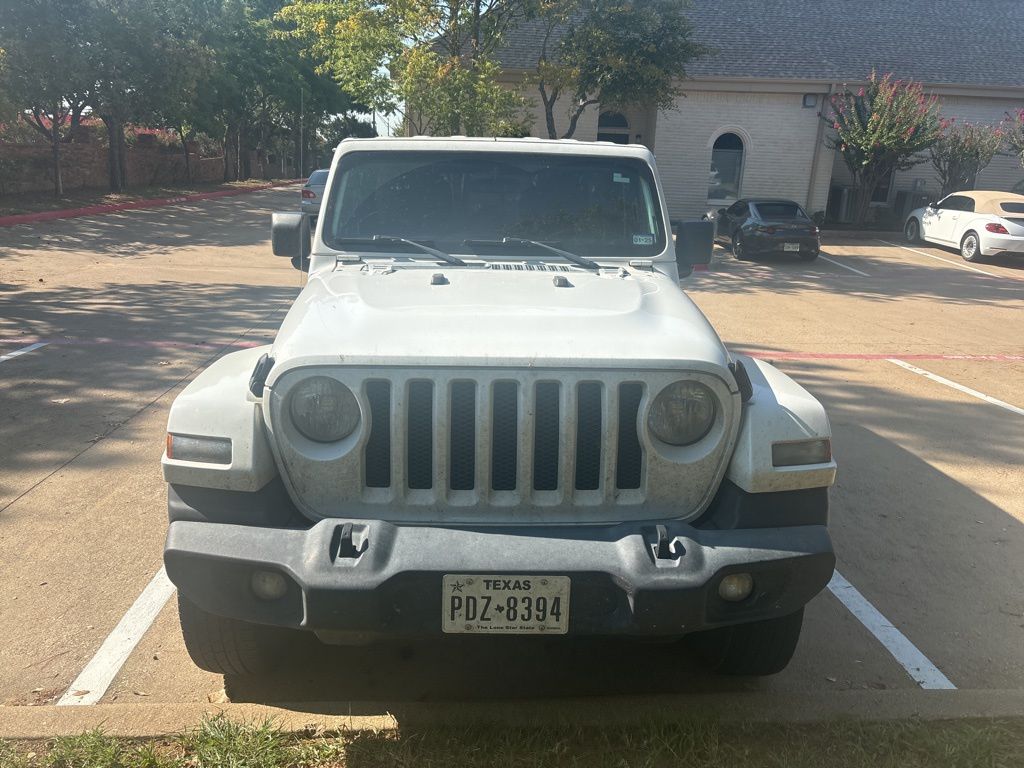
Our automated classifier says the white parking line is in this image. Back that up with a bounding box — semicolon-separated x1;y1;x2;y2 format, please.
0;341;49;363
818;254;870;277
57;567;176;706
887;359;1024;417
829;570;956;690
875;239;1000;277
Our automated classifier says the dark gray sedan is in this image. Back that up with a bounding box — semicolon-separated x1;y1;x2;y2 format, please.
707;198;820;261
300;169;329;217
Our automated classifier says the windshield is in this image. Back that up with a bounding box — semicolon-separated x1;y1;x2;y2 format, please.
322;150;666;258
753;202;808;220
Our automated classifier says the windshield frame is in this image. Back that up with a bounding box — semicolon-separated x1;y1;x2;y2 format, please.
319;147;670;262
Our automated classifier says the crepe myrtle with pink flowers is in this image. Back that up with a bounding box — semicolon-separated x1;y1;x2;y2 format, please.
823;71;946;225
1004;109;1024;170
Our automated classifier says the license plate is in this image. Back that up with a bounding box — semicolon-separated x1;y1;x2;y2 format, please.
783;242;800;252
442;575;570;634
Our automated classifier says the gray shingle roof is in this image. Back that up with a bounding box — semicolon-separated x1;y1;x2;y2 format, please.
495;0;1024;88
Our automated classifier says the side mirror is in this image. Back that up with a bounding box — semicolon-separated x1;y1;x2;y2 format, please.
271;212;311;260
928;201;940;210
674;220;714;277
717;208;728;217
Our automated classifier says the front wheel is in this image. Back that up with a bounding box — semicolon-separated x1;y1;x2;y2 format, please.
177;595;293;676
732;233;751;261
960;231;981;262
905;218;921;243
686;608;804;676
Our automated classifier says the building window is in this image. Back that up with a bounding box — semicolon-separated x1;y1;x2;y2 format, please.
871;168;894;204
709;132;744;201
802;94;817;108
597;112;630;144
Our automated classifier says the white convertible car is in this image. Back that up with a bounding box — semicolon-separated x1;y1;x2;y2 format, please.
904;190;1024;262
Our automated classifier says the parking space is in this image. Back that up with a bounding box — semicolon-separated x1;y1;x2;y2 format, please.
1;201;1021;714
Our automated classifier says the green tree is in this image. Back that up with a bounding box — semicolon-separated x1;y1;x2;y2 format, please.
82;0;214;190
930;121;1004;197
0;0;93;196
279;0;533;136
826;72;945;225
1003;108;1024;170
530;0;707;139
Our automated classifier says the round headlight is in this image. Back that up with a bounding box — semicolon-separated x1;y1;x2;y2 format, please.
288;376;360;442
647;381;717;446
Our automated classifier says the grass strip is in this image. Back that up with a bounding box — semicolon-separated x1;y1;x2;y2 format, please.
1;713;1022;768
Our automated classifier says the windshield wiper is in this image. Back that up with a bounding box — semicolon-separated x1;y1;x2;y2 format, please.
334;236;467;266
464;237;601;271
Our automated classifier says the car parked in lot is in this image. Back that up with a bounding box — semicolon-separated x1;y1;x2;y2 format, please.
300;169;329;217
707;198;820;261
904;191;1024;262
162;137;836;679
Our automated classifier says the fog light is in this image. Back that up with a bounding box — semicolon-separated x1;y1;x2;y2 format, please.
718;573;754;602
251;570;288;601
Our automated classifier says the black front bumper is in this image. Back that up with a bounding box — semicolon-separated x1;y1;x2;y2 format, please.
164;515;834;639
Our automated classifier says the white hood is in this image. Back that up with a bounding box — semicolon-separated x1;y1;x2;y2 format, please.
266;264;731;383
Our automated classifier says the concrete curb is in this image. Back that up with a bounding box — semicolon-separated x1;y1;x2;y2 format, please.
2;691;1023;739
0;180;302;228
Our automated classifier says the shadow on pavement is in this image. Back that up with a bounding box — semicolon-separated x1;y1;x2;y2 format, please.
0;189;294;258
224;634;760;709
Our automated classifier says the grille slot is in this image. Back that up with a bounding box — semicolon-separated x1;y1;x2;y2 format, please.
533;382;561;491
407;381;434;489
364;381;391;488
491;381;518;491
574;383;602;490
359;373;647;503
449;381;476;490
616;382;644;489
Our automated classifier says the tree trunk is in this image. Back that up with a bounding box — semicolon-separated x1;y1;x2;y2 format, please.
561;99;598;140
50;132;64;197
851;174;877;226
538;83;558;139
101;116;127;192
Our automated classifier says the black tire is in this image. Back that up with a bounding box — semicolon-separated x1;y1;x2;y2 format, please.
905;217;921;243
177;594;292;676
687;608;804;676
732;232;751;260
960;231;982;262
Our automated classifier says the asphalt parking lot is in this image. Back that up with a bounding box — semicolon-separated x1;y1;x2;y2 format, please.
0;188;1021;714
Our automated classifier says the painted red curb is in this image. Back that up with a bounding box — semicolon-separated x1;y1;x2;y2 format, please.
0;179;302;228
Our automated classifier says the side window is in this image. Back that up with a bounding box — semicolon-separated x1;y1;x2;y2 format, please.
940;195;970;211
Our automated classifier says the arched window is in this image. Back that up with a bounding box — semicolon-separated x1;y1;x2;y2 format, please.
708;132;744;200
597;112;630;144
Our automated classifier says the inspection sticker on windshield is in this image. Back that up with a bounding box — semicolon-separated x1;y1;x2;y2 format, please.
613;172;631;183
633;234;654;246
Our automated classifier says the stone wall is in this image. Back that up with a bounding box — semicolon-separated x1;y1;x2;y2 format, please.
0;143;226;195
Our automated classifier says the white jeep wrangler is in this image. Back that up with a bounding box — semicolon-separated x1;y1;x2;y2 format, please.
163;137;836;677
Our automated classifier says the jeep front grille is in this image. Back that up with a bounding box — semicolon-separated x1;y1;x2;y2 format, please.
361;374;646;504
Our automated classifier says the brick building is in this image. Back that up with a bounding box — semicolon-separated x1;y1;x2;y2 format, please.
493;0;1024;222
